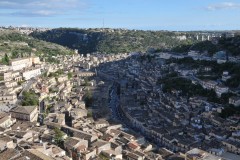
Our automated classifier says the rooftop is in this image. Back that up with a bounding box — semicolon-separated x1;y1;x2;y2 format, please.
10;106;37;115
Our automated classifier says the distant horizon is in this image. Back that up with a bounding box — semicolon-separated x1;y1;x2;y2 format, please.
2;25;240;32
1;0;240;31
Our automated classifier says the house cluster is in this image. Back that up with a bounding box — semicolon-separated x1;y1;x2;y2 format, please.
160;52;240;102
0;26;50;35
0;49;239;160
156;49;240;64
0;56;42;108
76;53;129;71
97;52;240;160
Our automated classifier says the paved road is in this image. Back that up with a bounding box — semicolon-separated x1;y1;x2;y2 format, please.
18;78;36;99
108;82;133;128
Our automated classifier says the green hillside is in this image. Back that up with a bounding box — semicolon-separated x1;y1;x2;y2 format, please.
30;28;193;54
0;29;74;64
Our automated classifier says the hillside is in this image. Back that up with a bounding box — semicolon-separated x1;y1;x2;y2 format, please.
30;28;193;54
0;29;74;64
173;36;240;56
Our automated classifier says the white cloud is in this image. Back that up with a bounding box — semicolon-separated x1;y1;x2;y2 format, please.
0;0;88;17
33;10;57;16
206;2;240;11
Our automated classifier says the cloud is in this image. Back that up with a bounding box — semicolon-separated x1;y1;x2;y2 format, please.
11;11;58;17
206;2;240;11
0;0;88;17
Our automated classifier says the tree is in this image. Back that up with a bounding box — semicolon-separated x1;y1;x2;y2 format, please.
84;90;93;108
22;91;39;106
54;127;64;146
67;72;73;79
87;111;93;118
1;53;10;65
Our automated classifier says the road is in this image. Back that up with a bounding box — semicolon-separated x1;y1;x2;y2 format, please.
108;82;136;128
18;78;36;99
109;83;121;121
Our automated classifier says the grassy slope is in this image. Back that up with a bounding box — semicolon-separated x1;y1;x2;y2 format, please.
0;29;74;64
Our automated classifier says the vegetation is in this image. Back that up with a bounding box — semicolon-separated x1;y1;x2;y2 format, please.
0;29;74;64
164;57;240;118
17;80;25;85
54;127;65;147
31;28;194;54
219;105;240;118
82;78;91;86
168;57;240;88
21;90;39;106
190;41;218;55
48;69;64;78
172;36;240;56
218;36;240;56
226;74;240;88
84;90;93;108
67;72;73;79
1;53;10;65
158;76;220;103
87;111;93;118
99;153;109;160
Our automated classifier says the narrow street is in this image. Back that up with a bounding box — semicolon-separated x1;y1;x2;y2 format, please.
109;82;122;122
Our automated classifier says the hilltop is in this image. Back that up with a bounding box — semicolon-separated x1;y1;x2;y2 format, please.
30;28;194;54
0;29;74;64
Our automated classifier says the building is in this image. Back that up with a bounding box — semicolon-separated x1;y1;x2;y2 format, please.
0;113;16;128
159;53;172;60
57;75;68;83
222;140;240;155
2;71;22;82
78;72;95;77
10;105;38;122
185;148;222;160
229;96;240;107
10;57;32;71
222;71;231;82
95;119;109;129
22;67;41;80
32;56;41;64
0;65;9;72
10;56;41;71
0;93;17;104
64;137;88;159
215;85;229;97
201;80;218;90
5;81;18;88
3;71;12;81
90;140;111;155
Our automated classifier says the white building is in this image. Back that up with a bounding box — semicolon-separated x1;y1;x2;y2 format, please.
215;85;229;97
201;80;218;90
0;65;9;72
10;57;32;71
0;93;17;104
10;56;41;71
22;67;41;80
222;71;231;82
32;56;41;64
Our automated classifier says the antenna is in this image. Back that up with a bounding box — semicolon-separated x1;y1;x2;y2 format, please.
103;18;105;28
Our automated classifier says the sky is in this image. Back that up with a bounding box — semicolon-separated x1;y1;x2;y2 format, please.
0;0;240;31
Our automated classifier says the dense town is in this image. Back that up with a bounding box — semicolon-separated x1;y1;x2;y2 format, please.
0;45;239;160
